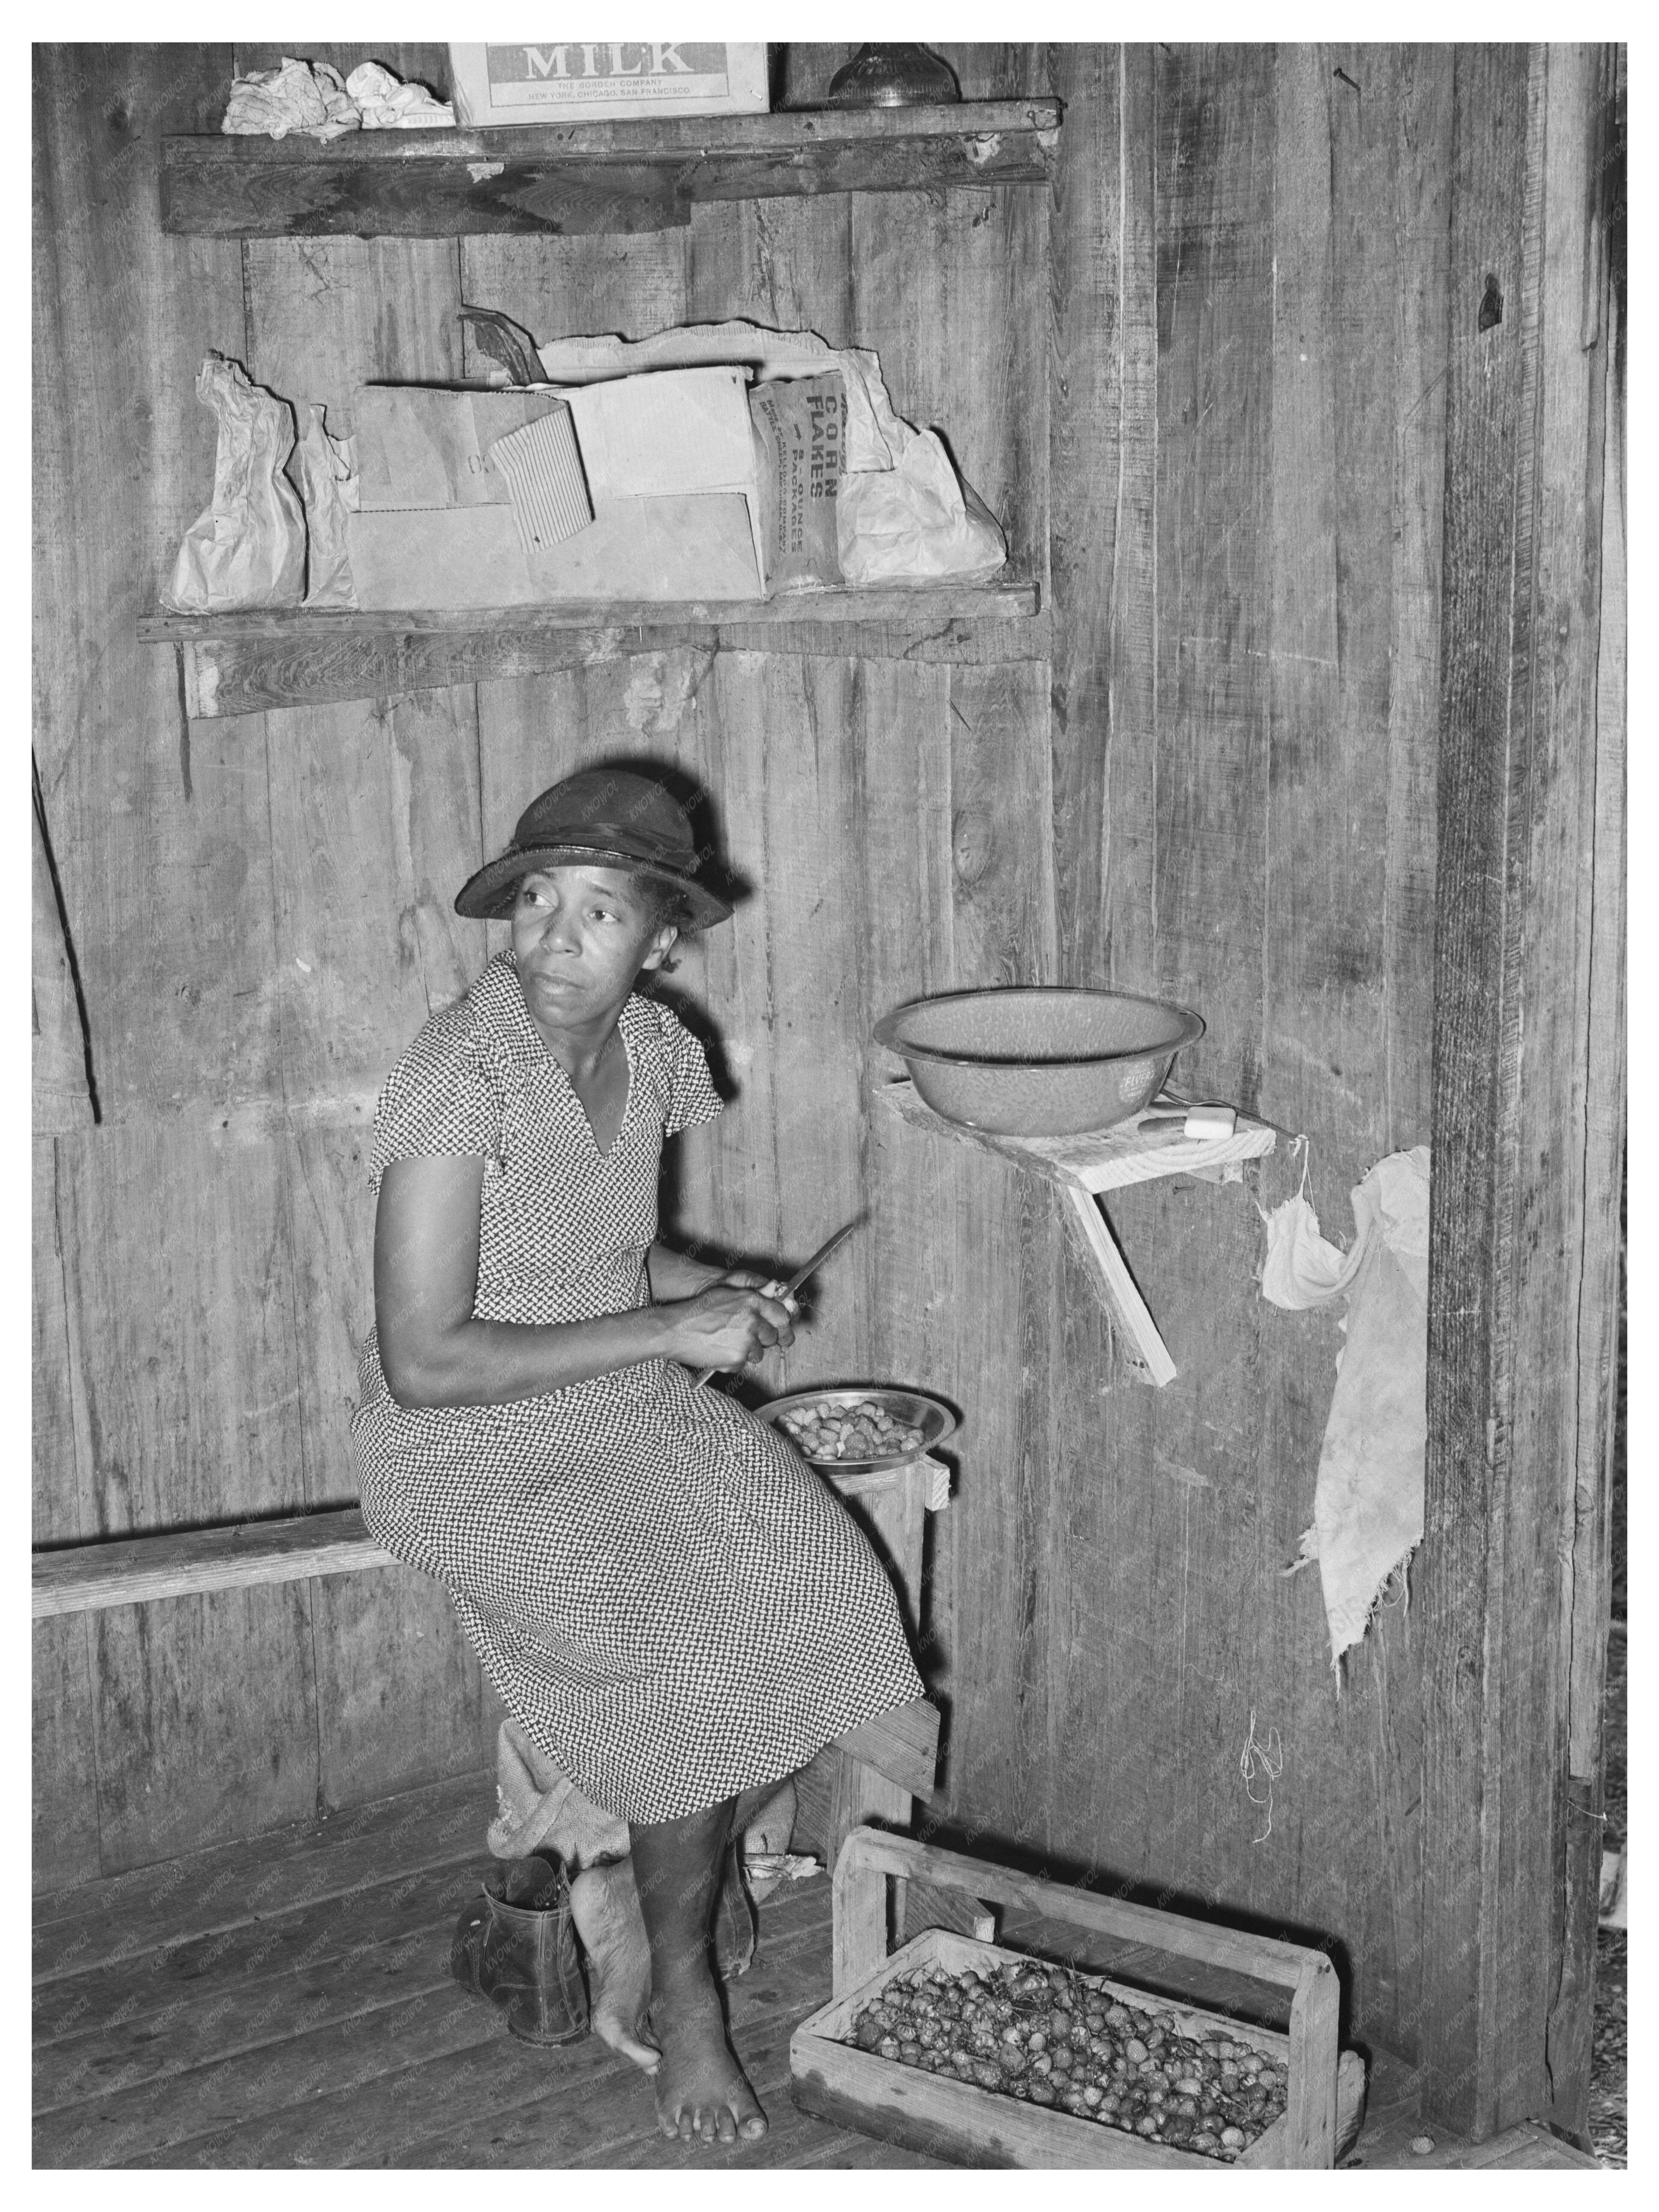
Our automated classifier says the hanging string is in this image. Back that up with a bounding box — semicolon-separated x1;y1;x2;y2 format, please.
1239;1709;1285;1846
1250;1130;1311;1226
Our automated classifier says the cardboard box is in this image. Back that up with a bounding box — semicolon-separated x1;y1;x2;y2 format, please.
449;43;768;126
346;369;767;608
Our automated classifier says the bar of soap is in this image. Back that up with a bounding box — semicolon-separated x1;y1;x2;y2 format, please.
1183;1105;1237;1140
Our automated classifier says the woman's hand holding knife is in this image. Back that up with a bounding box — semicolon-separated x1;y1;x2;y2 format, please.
687;1215;865;1389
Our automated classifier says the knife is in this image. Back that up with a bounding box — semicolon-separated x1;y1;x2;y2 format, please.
689;1212;867;1390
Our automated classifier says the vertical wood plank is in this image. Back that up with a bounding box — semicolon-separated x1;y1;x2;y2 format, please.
1142;42;1280;1930
948;663;1058;989
860;662;958;1705
239;124;488;1810
311;1564;490;1815
262;692;487;1104
1572;55;1626;1798
30;45;316;1880
1519;41;1625;2144
1258;40;1425;2056
1047;41;1123;987
1105;46;1163;994
1153;43;1275;1102
1419;41;1544;2138
851;177;1047;588
55;1124;305;1533
1549;149;1624;2120
33;1138;90;1547
688;195;851;344
32;768;94;1132
738;657;873;1387
32;1617;103;1895
88;1588;322;1873
281;1123;377;1514
901;659;1055;1833
1043;43;1159;1885
1265;44;1378;1204
458;229;689;362
929;43;1047;101
1385;49;1454;1151
32;48;280;1117
678;125;872;1395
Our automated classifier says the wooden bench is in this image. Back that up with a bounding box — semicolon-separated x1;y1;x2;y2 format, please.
32;1465;973;1926
31;1506;393;1619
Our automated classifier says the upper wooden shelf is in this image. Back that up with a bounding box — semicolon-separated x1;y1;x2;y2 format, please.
161;99;1063;237
140;580;1043;717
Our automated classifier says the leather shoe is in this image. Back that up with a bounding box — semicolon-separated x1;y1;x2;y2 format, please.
451;1855;590;2046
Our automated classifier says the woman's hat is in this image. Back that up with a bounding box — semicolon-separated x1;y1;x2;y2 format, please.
454;769;732;929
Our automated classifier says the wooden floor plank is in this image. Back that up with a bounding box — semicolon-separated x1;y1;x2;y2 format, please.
33;1770;488;1974
1476;2131;1599;2170
115;2025;535;2168
33;1858;483;2047
411;2048;823;2172
33;1882;473;2109
41;1982;498;2170
56;1874;852;2171
35;1779;1602;2172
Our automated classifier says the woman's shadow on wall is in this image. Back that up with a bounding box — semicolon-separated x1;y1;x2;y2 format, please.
582;753;754;1258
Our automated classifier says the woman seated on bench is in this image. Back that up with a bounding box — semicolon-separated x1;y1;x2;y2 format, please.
351;767;927;2147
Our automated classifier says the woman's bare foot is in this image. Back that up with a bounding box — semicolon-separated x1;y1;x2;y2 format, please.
650;1979;767;2144
629;1795;768;2146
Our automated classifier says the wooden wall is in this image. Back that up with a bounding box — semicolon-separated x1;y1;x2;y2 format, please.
891;42;1451;2063
33;43;1622;2119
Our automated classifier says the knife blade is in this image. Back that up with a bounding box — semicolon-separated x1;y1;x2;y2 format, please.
689;1212;866;1389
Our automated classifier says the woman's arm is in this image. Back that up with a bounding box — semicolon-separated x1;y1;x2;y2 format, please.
645;1243;789;1301
646;1242;727;1301
374;1156;794;1410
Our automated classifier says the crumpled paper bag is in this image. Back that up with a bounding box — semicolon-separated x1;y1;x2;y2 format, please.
1268;1147;1430;1675
163;356;306;613
838;428;1006;584
533;318;1007;587
292;403;359;609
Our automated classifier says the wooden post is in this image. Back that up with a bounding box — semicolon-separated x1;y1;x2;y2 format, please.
795;1458;944;1883
1418;43;1624;2140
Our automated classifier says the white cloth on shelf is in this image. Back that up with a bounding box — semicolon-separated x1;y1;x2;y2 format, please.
345;62;455;130
221;57;453;139
221;57;359;140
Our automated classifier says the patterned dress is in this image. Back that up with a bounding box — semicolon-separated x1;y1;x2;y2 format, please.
350;951;925;1824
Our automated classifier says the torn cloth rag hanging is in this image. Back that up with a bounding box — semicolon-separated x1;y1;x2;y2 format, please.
1266;1146;1430;1674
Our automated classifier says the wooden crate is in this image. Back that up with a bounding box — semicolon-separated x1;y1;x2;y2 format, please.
793;1827;1361;2169
792;1924;1362;2170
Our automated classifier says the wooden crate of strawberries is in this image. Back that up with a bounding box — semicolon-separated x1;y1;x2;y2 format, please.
790;1828;1363;2169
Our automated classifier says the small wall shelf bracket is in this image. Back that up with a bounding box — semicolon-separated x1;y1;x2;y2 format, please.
878;1079;1277;1387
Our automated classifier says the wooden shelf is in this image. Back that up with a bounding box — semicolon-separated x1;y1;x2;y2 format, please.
141;581;1042;718
879;1079;1276;1387
161;99;1063;238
